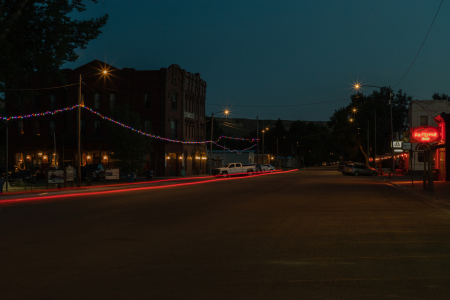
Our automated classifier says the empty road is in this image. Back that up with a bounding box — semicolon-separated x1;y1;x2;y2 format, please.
1;167;450;299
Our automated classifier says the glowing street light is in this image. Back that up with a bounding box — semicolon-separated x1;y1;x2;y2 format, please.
353;83;392;175
210;109;229;174
77;68;108;187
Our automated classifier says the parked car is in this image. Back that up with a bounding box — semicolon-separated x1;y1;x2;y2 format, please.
14;169;37;182
322;162;327;166
260;164;275;172
337;161;352;172
119;172;137;182
342;163;378;176
213;162;258;176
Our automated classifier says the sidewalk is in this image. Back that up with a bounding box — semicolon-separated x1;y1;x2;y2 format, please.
379;173;450;210
0;174;212;197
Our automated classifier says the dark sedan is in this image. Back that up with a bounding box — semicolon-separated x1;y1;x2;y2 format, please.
342;163;378;176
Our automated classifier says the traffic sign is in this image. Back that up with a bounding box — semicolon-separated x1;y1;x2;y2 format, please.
392;141;402;148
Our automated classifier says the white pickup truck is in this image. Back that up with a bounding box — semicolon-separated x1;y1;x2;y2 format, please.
213;163;257;176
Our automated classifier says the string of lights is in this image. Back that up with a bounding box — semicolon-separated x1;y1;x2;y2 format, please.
212;142;257;154
217;136;258;142
2;105;79;121
1;105;260;147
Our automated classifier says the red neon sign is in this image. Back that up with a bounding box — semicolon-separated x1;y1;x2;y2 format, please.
410;126;440;143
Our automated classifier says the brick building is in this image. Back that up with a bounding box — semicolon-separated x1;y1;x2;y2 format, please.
5;60;207;177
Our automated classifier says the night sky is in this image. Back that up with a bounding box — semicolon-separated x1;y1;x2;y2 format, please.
65;0;449;121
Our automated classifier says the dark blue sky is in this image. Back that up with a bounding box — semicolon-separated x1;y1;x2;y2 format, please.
65;0;449;121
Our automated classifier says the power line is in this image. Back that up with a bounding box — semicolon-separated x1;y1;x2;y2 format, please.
392;0;444;88
0;83;78;91
207;98;349;108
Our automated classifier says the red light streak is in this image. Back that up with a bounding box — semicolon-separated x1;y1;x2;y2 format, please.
0;176;214;197
0;169;298;205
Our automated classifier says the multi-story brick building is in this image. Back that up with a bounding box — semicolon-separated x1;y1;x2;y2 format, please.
5;60;207;177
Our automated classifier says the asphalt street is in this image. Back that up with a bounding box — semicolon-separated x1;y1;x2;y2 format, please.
1;167;450;299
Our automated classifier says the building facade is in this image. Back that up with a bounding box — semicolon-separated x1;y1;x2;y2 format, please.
408;100;450;180
5;60;207;177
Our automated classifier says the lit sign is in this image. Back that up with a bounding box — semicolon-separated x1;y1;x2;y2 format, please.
410;126;440;143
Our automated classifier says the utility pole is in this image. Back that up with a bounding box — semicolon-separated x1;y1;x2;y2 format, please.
256;116;259;165
5;121;8;191
276;137;279;168
367;120;369;165
262;121;265;165
210;113;214;174
374;110;377;167
77;74;82;187
389;86;394;180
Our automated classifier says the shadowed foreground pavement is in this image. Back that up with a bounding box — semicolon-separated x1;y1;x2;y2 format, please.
1;167;450;299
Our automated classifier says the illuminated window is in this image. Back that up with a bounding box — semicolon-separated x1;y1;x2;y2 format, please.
420;116;428;126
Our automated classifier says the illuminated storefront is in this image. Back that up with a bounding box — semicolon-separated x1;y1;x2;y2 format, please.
409;116;448;181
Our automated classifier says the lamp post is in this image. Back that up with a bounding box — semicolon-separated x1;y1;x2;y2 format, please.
355;84;394;179
262;127;268;165
351;108;377;167
77;69;107;187
209;109;229;174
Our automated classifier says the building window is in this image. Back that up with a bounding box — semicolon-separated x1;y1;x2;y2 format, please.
94;93;101;109
144;93;151;110
171;120;177;139
94;120;101;134
81;119;86;134
171;93;177;110
50;121;56;136
34;120;40;136
50;94;56;109
18;120;24;135
420;116;428;126
34;95;41;109
110;93;116;109
145;120;152;133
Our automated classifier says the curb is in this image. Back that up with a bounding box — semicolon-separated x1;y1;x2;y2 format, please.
381;179;450;214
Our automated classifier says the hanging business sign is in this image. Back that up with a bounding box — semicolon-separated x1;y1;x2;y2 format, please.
410;126;440;143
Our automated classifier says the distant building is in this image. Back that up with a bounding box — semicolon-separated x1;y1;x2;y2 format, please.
5;60;207;176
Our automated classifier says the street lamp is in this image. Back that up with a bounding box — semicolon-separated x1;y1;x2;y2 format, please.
351;108;377;167
77;69;108;187
354;84;394;179
262;127;268;165
210;109;229;174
